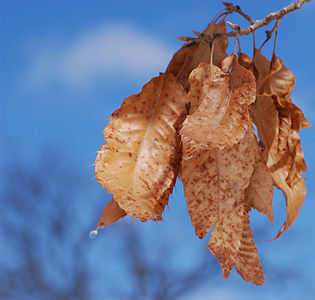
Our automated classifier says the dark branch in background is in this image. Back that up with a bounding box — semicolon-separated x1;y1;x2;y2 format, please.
0;154;219;300
0;158;92;300
178;0;311;45
106;222;219;300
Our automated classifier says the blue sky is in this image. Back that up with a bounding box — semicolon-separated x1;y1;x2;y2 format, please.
1;0;315;299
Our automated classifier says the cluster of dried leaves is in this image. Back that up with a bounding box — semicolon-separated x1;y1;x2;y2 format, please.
94;14;309;285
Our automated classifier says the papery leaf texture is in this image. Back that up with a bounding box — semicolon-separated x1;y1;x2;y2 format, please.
238;51;253;72
95;72;189;221
94;9;310;286
251;50;309;238
181;127;265;285
245;147;274;223
259;54;310;131
97;199;127;230
180;54;256;157
167;19;228;91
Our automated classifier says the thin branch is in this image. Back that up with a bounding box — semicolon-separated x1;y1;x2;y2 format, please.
213;3;239;24
178;0;311;46
272;31;279;59
217;0;311;39
265;17;282;40
212;7;229;23
223;2;255;24
259;18;281;50
235;6;255;25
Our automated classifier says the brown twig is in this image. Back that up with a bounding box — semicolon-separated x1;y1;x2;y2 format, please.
217;0;311;40
223;2;255;24
265;18;282;40
259;18;281;50
232;37;238;55
213;3;240;24
179;0;311;46
212;7;229;23
272;31;279;59
235;6;255;25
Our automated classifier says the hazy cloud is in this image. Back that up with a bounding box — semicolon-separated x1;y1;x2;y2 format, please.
26;24;173;88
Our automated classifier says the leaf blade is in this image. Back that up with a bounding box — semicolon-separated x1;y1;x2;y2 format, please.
96;199;127;229
167;19;228;91
180;55;256;156
95;72;189;221
251;51;309;238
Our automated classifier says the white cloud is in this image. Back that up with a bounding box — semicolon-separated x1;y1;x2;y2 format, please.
26;23;173;88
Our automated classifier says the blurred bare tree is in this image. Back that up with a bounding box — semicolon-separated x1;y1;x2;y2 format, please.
0;152;218;300
0;154;92;300
109;222;218;300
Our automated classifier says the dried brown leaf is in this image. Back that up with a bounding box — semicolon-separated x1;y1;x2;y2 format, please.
252;48;271;92
254;51;310;131
267;55;295;97
95;72;189;221
279;99;310;131
166;19;228;91
251;93;307;238
277;107;292;153
234;208;265;285
181;129;256;238
181;128;264;284
246;149;274;223
180;55;256;156
187;60;228;115
261;55;310;131
238;52;253;72
96;199;127;229
286;130;308;187
207;200;246;279
93;7;311;286
251;48;309;238
206;132;264;285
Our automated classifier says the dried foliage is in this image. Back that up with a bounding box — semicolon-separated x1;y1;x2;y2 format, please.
95;73;189;221
166;18;228;91
93;2;310;286
251;48;310;239
180;54;256;156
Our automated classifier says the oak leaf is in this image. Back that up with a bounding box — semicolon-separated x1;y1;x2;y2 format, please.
94;72;189;221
